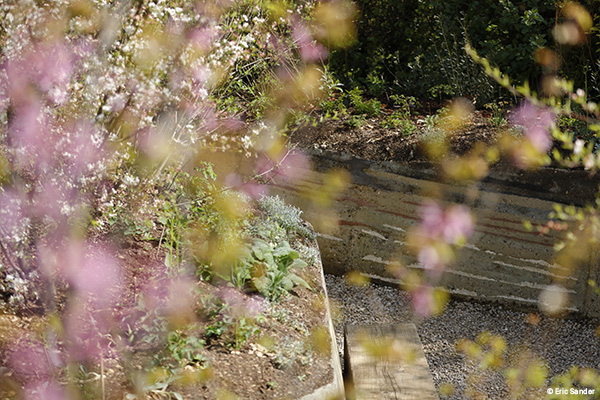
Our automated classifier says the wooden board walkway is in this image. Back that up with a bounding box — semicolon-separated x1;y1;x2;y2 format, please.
344;324;438;400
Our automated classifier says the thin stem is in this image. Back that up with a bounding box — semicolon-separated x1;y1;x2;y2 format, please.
100;355;106;400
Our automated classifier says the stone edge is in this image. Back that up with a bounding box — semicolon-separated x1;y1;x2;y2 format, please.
300;225;345;400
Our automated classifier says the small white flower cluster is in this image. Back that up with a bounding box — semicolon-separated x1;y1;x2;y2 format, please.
0;0;320;310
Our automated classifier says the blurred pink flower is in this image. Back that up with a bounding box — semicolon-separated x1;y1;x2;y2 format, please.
5;43;74;104
417;246;444;277
219;116;245;132
64;301;114;362
139;269;198;323
225;173;268;198
24;381;69;400
420;201;445;238
50;242;121;307
9;101;52;166
411;285;436;318
74;245;121;303
189;27;218;53
218;286;265;318
7;336;53;383
419;201;473;244
292;23;328;62
64;120;103;177
511;102;555;152
277;151;310;182
255;150;310;184
443;205;474;243
0;188;26;239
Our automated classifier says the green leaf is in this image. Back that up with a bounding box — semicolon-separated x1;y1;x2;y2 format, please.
280;275;294;291
272;241;295;258
291;259;308;270
251;239;271;261
252;276;269;296
290;273;311;290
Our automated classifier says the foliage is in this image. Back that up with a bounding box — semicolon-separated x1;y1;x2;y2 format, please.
162;329;207;369
257;195;315;240
380;94;418;135
250;239;310;301
483;102;509;127
201;293;262;350
226;237;310;302
345;114;367;128
347;87;381;117
328;0;600;103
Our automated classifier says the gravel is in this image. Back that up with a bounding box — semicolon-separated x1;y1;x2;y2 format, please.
325;273;600;399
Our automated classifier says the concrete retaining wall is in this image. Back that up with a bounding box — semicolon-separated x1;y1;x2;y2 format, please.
270;149;600;318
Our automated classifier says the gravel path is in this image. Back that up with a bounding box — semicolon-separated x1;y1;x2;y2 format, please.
325;274;600;399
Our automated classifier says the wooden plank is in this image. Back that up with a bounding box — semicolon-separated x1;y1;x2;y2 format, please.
344;324;438;400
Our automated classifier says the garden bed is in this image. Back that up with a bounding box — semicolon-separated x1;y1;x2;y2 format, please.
290;105;500;164
0;196;343;400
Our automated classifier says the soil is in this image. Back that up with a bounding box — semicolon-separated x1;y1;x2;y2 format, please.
0;224;334;399
288;106;501;164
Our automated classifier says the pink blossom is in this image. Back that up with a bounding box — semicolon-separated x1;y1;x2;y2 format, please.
51;242;121;307
442;205;474;243
277;151;310;182
225;173;268;198
24;381;69;400
255;150;310;184
218;286;265;318
189;27;218;53
64;301;114;361
0;188;26;240
511;102;555;152
197;102;218;132
419;201;473;244
7;336;53;383
64;120;103;177
139;269;197;323
5;43;74;104
74;246;121;303
9;101;51;164
219;116;245;132
417;246;444;277
420;201;445;238
411;285;436;318
292;23;328;63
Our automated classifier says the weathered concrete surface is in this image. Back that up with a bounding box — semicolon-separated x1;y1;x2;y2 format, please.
301;226;345;400
269;149;600;318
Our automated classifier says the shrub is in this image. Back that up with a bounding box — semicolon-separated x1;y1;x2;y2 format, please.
347;87;381;116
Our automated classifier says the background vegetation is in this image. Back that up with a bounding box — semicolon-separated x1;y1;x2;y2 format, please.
329;0;600;105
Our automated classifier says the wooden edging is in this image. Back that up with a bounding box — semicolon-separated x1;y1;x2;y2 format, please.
344;324;438;400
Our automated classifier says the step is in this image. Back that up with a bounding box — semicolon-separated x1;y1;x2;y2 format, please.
344;324;438;400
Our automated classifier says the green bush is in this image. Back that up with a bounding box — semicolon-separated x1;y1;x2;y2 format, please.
328;0;600;102
348;87;381;116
